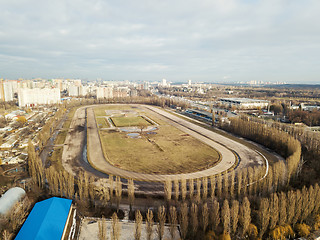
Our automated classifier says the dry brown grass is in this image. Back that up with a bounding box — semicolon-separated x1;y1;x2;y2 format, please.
97;106;220;175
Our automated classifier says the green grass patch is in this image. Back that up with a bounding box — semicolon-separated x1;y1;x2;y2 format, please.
63;107;77;129
55;130;68;145
47;147;63;171
111;116;151;127
96;117;109;128
94;105;136;116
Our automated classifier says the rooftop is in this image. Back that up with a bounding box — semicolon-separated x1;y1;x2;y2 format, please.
220;97;269;103
15;197;72;240
0;187;26;215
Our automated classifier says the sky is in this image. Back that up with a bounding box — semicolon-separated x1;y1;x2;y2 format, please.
0;0;320;83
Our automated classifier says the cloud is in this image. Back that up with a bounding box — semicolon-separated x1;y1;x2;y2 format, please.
0;0;319;82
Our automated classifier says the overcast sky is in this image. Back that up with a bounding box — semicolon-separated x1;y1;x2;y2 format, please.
1;0;319;83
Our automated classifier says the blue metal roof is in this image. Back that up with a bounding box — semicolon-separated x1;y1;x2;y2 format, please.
15;197;72;240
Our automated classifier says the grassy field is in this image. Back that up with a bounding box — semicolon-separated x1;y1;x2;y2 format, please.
96;117;109;128
94;105;136;116
171;110;280;165
96;105;220;174
111;116;151;127
47;147;63;171
55;130;68;145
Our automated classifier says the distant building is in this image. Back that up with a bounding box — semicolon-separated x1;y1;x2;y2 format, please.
0;80;14;102
129;89;138;97
159;78;170;87
18;88;61;107
68;85;83;96
220;98;269;109
96;86;113;99
16;197;73;240
113;87;129;98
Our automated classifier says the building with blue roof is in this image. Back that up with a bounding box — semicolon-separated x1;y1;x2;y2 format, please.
15;197;72;240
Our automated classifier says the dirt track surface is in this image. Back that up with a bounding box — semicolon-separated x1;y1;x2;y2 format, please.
82;105;264;181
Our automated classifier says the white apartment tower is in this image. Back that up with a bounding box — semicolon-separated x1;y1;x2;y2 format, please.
96;86;113;99
18;88;61;107
0;80;14;102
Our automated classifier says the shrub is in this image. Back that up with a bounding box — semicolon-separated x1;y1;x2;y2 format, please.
205;231;217;240
270;225;295;239
247;223;258;240
218;232;231;240
295;223;311;237
313;214;320;230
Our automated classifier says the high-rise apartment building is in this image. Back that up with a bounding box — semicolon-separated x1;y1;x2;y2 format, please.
96;86;113;99
18;88;61;107
0;80;14;102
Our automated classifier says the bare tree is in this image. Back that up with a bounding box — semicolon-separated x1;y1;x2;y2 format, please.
223;175;229;199
258;198;270;238
2;230;12;240
164;179;172;202
221;199;230;234
217;174;222;198
189;178;194;200
109;175;114;201
210;176;216;200
201;203;209;234
169;206;177;240
111;212;121;240
247;167;254;196
115;176;122;211
89;177;95;205
67;172;75;199
181;178;187;201
98;216;107;240
146;209;154;240
128;179;135;211
202;177;208;200
157;206;166;240
180;202;189;240
174;179;179;202
287;190;296;225
84;171;89;200
196;178;201;203
279;192;287;226
293;189;302;225
239;197;251;236
191;203;198;236
230;171;235;199
211;199;220;232
237;170;242;198
269;193;279;229
135;210;143;240
230;200;239;235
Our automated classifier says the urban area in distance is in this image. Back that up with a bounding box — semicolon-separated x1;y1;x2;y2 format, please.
1;0;320;240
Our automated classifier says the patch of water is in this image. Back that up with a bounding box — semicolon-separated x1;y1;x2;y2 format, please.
147;132;157;135
127;133;141;138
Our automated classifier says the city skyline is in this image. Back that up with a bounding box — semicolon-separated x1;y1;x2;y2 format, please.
1;0;320;83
